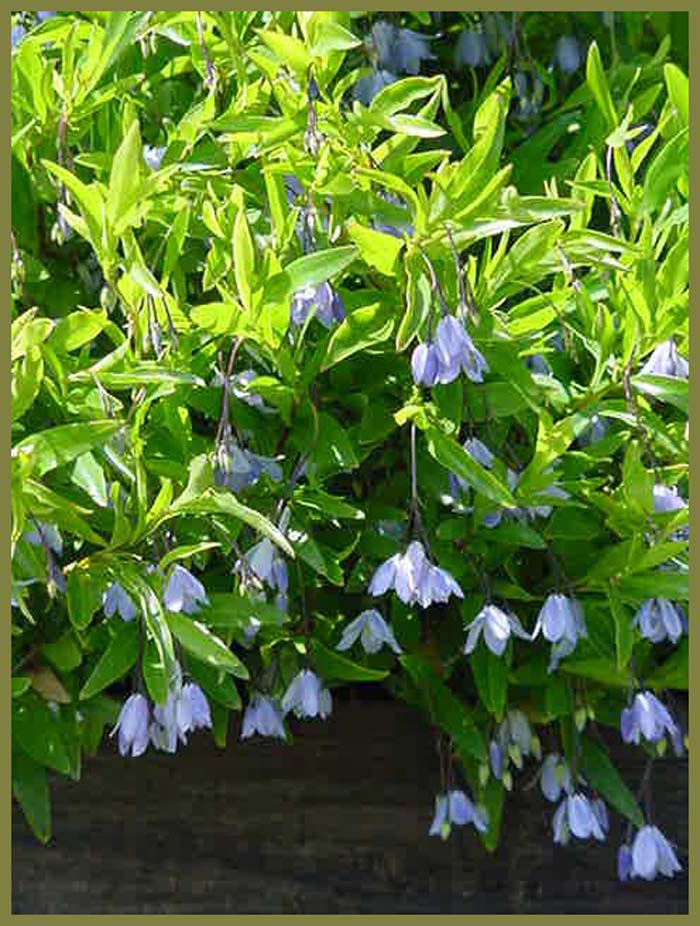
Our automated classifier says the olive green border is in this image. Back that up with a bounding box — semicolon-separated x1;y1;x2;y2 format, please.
5;3;695;924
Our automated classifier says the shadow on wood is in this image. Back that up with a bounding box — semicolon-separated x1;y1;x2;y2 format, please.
12;696;688;915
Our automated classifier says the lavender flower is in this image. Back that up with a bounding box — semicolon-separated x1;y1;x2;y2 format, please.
455;30;491;69
336;609;402;655
148;667;212;753
553;792;608;845
532;594;587;672
435;315;489;384
162;565;209;615
369;20;434;76
578;414;609;447
627;825;683;881
236;538;288;603
463;603;530;657
229;370;266;408
214;436;282;492
429;789;488;840
633;598;684;644
281;669;332;720
652;484;687;514
554;35;581;73
290;282;345;329
143;145;166;171
489;740;504;781
618;844;634;882
495;709;540;772
368;540;463;609
620;691;679;748
639;339;688;379
112;693;150;758
102;582;137;622
540;753;573;803
411;342;440;387
241;692;286;740
353;68;397;105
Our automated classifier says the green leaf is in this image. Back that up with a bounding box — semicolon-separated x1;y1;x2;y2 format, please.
142;634;169;705
12;748;51;843
622;441;653;516
79;620;139;700
580;737;644;828
171;488;294;559
346;219;404;276
469;646;508;718
632;374;688;414
617;571;688;601
642;128;688;215
310;20;361;56
293;486;365;521
425;427;516;508
664;63;688;129
400;655;486;761
233;207;255;310
187;658;242;709
66;566;108;631
263;246;358;305
199;592;287;629
15;421;122;478
309;638;389;682
51;309;109;353
608;592;634;671
166;611;249;678
12;677;32;698
647;638;688;691
322;302;394;370
586;41;618;131
396;267;430;351
158;542;221;572
12;693;71;775
257;28;310;75
107;119;143;228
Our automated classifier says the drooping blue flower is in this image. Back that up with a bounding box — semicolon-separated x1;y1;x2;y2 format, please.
532;594;587;672
162;565;209;615
629;825;682;881
540;753;573;803
639;339;688;379
237;538;288;601
489;740;504;780
103;582;137;622
290;281;345;329
143;145;166;171
241;692;287;740
454;30;491;69
652;484;687;514
463;603;530;657
495;709;540;772
336;609;402;655
618;844;634;882
434;315;489;384
620;691;679;748
368;540;463;609
229;370;267;409
112;693;150;758
428;789;488;839
11;24;25;49
369;20;434;76
578;414;609;447
554;35;581;73
214;436;283;492
281;669;332;720
553;792;608;845
411;341;440;387
183;682;212;731
353;68;397;105
633;598;684;644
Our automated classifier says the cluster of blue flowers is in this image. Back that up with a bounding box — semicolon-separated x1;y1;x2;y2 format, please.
114;662;211;757
411;315;489;388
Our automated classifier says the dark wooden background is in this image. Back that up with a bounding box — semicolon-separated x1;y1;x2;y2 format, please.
12;693;688;915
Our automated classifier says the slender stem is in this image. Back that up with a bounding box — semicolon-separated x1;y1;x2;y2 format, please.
420;251;450;315
605;145;623;238
196;12;216;90
410;422;418;505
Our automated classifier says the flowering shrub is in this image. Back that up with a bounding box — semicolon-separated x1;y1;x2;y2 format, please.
11;11;687;887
